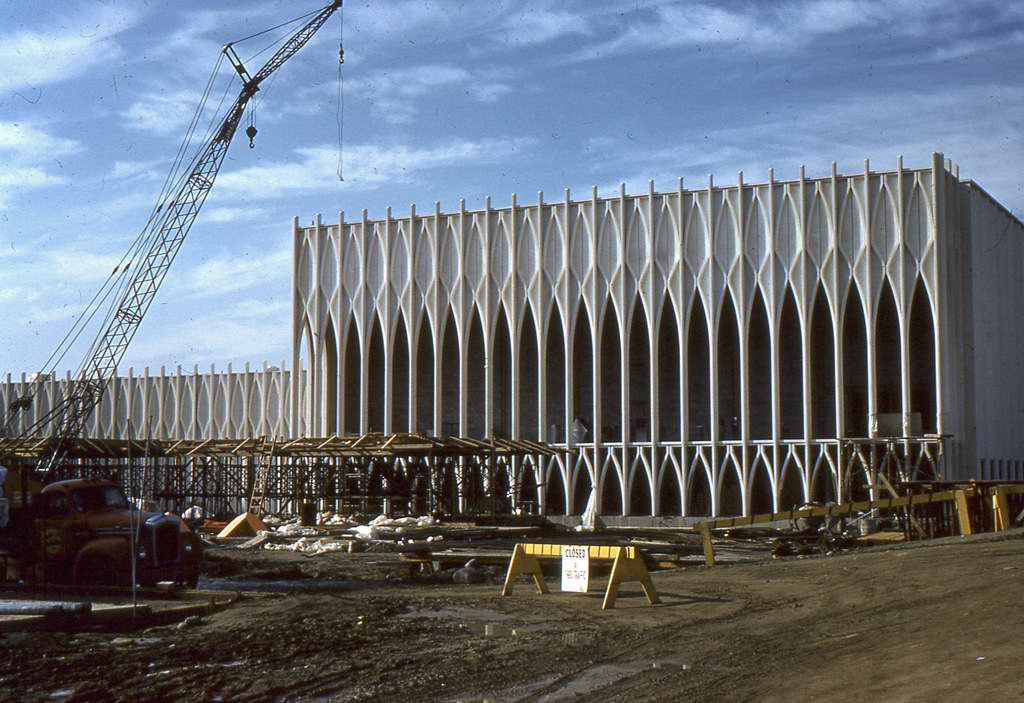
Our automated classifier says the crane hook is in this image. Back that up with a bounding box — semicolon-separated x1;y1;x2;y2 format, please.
246;124;258;148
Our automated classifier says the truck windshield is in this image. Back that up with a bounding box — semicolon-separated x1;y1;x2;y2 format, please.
69;485;130;512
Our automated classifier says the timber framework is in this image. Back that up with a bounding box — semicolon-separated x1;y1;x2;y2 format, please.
0;433;559;520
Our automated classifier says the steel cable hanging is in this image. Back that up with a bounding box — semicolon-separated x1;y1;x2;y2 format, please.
4;55;227;438
6;2;344;470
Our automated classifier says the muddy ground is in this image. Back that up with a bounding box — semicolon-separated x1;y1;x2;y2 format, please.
2;528;1023;702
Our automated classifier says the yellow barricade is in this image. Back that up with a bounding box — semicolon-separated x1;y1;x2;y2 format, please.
991;483;1024;531
501;543;660;610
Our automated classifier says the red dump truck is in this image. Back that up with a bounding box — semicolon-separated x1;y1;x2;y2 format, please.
0;473;202;588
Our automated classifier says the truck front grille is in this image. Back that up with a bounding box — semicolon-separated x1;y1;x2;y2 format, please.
144;515;181;565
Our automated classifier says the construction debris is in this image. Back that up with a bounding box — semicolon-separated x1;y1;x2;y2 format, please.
216;512;269;539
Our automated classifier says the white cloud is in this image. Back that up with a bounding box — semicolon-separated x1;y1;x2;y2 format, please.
214;136;537;198
117;4;304;137
344;1;440;43
0;122;83;207
784;0;888;36
164;248;292;302
571;0;1010;61
0;121;81;161
127;296;292;370
202;206;272;223
594;80;1024;209
468;82;513;103
121;87;217;137
0;5;139;95
0;169;64;209
106;159;163;183
353;64;512;124
494;7;592;46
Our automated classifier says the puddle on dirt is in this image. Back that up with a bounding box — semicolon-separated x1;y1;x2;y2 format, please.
110;636;162;647
401;606;547;638
447;676;560;702
145;660;245;679
539;663;639;700
460;622;516;637
197;577;376;593
476;657;692;702
560;631;596;646
399;606;513;621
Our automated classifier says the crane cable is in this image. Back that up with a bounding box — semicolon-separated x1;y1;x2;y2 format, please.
336;6;345;182
76;54;231;380
65;3;329;385
6;3;341;437
6;52;229;438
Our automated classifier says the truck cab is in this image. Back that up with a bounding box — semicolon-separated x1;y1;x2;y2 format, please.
5;478;202;588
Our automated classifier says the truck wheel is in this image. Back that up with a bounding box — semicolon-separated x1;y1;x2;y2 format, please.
76;556;117;587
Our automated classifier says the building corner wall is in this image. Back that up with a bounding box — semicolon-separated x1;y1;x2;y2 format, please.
963;180;1024;479
933;155;975;480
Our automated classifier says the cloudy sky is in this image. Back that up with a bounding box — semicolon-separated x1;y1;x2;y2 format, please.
2;0;1022;379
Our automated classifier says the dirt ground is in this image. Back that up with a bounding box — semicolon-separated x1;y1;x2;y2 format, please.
2;528;1023;702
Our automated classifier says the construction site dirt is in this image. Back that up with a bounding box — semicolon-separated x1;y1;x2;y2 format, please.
2;528;1022;702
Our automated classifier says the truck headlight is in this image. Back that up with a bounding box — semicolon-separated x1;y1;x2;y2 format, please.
183;540;193;554
137;544;148;560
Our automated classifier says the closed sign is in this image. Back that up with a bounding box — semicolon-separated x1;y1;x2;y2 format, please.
560;545;589;593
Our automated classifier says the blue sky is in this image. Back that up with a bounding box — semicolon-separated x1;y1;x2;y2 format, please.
2;0;1022;378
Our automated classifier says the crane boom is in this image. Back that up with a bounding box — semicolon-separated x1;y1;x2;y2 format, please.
24;1;342;475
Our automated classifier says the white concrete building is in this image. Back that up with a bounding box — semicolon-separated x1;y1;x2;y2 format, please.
6;153;1022;519
292;153;1024;518
1;363;296;441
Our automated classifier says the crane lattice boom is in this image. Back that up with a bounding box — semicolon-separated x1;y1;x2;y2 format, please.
22;1;342;475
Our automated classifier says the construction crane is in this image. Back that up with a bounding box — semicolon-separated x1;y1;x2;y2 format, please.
5;1;343;476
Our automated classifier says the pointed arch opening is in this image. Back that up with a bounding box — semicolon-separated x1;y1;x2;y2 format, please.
572;467;593;515
779;458;805;509
517;461;540;509
658;465;683;516
909;280;936;434
749;459;774;514
842;290;869;437
518;308;540;440
688;465;712;516
719;463;742;516
492;308;512;438
875;282;901;426
571;306;594;443
440;314;459;436
844;458;871;502
628;466;653;515
295;326;312;436
810;286;836;438
414;317;434;434
718;296;741;441
544;464;568;515
342;317;360;435
811;465;837;503
545;309;567;442
657;302;681;441
748;292;771;440
778;288;803;439
467;312;486;438
391;318;410;433
600;298;622;442
628;300;651;442
601;470;623;514
492;461;512;513
323;318;338;435
367;319;386;433
687;297;711;441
